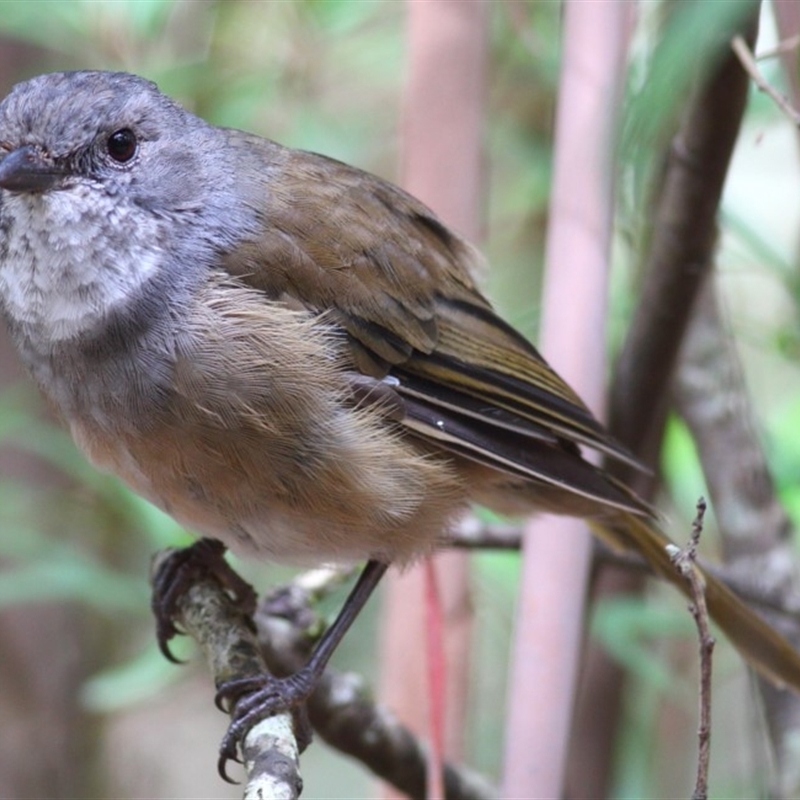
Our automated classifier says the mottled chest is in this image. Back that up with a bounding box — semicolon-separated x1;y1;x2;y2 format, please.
0;186;164;342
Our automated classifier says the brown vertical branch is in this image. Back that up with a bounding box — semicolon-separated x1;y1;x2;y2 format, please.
568;7;761;798
675;279;800;798
501;2;632;797
378;1;487;797
609;8;759;465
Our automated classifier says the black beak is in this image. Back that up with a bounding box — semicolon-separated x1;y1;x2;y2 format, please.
0;145;66;193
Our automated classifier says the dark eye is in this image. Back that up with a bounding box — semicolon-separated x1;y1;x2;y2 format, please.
106;129;137;163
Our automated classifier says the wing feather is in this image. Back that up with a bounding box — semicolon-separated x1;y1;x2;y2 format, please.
228;137;642;509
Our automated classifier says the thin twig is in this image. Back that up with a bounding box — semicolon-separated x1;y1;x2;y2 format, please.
732;34;800;126
756;34;800;61
447;516;524;549
668;499;715;800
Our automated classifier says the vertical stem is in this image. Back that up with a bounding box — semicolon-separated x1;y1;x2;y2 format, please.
501;2;631;796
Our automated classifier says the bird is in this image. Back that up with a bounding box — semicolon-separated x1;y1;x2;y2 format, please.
1;70;799;773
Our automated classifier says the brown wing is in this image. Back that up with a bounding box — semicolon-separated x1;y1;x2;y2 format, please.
225;136;643;510
224;137;481;365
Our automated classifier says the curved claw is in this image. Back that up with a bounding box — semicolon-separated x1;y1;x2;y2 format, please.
155;622;186;664
151;560;189;663
151;538;256;666
214;689;231;714
214;674;266;712
217;737;243;784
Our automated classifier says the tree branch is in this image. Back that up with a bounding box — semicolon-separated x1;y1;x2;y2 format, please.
731;34;800;126
150;549;302;798
254;574;498;800
152;553;497;800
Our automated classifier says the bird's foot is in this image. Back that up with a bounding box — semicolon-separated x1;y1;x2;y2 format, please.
151;537;257;662
215;668;315;781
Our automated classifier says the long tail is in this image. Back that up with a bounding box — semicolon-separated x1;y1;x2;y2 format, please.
592;511;800;692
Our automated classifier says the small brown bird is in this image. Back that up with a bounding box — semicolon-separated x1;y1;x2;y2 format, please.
0;71;798;770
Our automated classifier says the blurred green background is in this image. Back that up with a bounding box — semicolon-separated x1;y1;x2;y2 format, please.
0;1;798;798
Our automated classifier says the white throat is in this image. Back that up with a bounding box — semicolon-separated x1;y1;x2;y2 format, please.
0;186;163;342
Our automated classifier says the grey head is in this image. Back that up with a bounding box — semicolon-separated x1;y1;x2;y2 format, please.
0;72;189;191
0;71;255;348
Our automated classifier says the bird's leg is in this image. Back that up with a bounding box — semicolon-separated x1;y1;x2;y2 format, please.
215;559;389;774
152;543;388;780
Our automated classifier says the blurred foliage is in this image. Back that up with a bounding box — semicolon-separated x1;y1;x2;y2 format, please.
0;0;799;798
622;0;758;191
